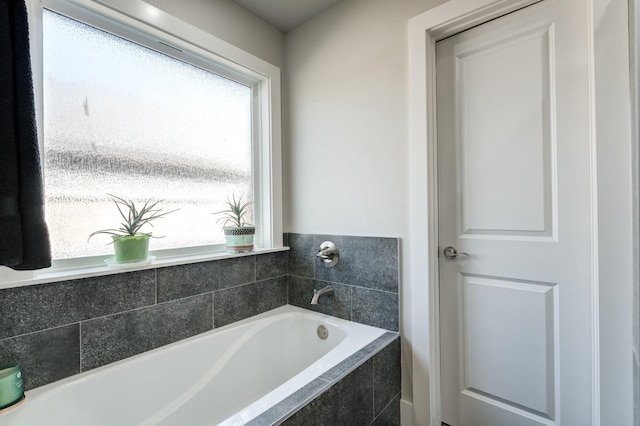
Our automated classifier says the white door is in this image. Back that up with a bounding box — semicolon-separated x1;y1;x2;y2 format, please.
437;0;595;425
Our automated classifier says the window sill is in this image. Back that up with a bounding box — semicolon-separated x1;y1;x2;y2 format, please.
0;246;289;290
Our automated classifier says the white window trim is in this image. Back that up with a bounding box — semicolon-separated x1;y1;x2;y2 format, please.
0;0;283;289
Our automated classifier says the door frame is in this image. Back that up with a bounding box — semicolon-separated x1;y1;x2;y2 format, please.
407;0;633;424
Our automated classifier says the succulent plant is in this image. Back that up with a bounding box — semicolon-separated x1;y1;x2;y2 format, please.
214;194;253;228
89;194;177;240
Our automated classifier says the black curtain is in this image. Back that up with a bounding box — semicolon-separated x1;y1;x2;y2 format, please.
0;0;51;270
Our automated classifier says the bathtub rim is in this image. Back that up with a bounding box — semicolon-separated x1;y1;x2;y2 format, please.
242;330;399;426
5;305;396;425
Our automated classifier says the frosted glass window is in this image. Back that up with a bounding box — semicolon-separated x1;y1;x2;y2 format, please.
43;9;253;259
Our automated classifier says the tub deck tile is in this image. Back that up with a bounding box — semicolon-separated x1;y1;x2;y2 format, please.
245;378;332;426
320;332;398;382
373;337;401;416
283;358;375;426
246;332;399;426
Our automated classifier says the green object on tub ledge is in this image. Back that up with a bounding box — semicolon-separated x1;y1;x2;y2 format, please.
0;363;24;410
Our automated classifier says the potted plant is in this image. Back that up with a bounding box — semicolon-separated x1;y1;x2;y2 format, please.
214;194;255;252
89;194;176;263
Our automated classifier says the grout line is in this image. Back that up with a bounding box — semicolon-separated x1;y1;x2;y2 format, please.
350;285;400;296
369;392;401;426
288;273;399;295
350;286;354;321
154;269;158;305
216;274;288;293
285;244;290;276
78;292;211;324
0;322;81;342
78;321;83;373
253;253;257;283
254;275;288;284
212;289;216;329
287;273;315;280
372;354;376;422
312;235;318;280
158;274;287;308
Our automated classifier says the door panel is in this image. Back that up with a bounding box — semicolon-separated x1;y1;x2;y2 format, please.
463;276;555;416
457;24;554;237
437;1;593;425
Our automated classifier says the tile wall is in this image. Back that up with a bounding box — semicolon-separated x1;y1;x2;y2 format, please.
287;233;399;332
0;253;287;390
0;233;399;395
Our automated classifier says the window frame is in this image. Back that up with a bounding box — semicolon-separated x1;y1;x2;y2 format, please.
0;0;283;288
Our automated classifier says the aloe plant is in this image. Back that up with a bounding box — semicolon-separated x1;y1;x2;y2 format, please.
214;194;253;228
89;194;177;240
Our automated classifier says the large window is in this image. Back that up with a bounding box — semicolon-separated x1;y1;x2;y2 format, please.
0;0;281;286
42;7;258;260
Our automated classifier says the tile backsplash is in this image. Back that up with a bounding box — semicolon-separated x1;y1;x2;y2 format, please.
0;233;399;391
287;233;399;332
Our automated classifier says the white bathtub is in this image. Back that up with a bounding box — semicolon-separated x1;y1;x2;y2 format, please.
1;305;388;425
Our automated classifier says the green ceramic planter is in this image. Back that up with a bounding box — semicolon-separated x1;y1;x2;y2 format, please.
224;226;255;252
112;234;150;263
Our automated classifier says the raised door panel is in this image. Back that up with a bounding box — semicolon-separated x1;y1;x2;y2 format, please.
456;26;555;238
462;276;556;418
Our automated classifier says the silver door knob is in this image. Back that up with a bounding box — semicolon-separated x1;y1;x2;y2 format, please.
443;246;469;260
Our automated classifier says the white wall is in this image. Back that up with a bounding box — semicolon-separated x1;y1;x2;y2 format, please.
113;0;285;68
593;0;634;423
630;0;640;422
284;0;446;410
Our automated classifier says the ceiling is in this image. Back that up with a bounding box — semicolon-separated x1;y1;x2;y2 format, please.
230;0;344;32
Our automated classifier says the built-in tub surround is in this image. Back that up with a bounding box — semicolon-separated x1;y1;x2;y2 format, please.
0;233;401;423
0;252;288;390
1;306;399;426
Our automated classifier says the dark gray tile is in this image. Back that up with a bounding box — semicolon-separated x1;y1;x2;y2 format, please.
373;338;401;416
81;293;213;370
246;378;331;426
314;235;399;293
283;233;289;246
156;257;255;302
371;394;401;426
0;271;156;339
284;359;374;426
288;276;351;320
352;287;399;331
321;332;399;382
214;277;287;327
288;233;314;278
256;251;288;280
0;325;79;390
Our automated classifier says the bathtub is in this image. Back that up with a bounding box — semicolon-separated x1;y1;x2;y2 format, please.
1;305;394;425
